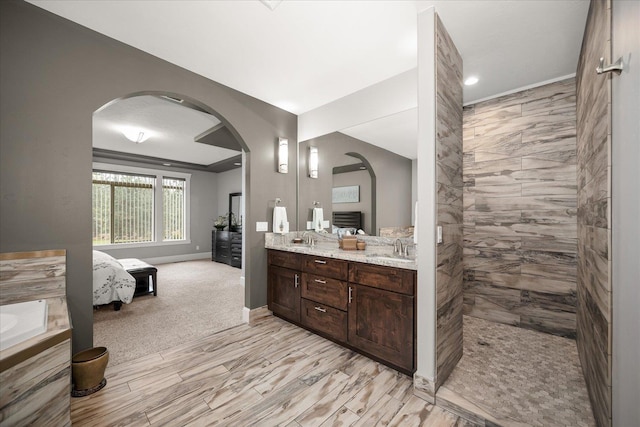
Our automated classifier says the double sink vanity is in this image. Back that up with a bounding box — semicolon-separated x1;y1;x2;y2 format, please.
265;232;416;375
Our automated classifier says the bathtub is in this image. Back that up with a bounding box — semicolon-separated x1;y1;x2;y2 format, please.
0;299;48;351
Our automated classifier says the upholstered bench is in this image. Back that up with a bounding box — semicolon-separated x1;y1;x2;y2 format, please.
118;258;157;297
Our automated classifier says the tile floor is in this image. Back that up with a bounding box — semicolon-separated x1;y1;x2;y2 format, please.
438;316;596;427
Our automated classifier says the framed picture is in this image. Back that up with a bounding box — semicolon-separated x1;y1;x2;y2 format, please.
332;185;360;203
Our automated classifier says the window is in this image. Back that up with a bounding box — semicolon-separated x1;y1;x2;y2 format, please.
92;163;190;247
163;177;186;241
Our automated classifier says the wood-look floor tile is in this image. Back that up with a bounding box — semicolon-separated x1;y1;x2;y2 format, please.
71;315;474;427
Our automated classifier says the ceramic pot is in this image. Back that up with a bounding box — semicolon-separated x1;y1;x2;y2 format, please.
71;346;109;397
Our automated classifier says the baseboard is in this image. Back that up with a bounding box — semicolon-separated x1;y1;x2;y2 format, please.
413;373;436;404
142;252;211;265
242;306;270;325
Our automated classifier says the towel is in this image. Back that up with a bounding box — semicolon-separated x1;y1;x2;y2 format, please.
413;201;418;244
273;206;288;234
312;208;324;232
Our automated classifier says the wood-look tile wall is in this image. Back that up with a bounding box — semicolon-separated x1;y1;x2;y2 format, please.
462;78;578;338
0;250;66;305
576;0;611;425
435;14;464;389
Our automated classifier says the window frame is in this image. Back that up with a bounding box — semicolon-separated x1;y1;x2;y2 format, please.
92;162;191;249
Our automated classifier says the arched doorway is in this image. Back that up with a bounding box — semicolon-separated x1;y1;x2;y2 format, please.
91;92;249;365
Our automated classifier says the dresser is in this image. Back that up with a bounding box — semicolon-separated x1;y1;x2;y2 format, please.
212;230;242;268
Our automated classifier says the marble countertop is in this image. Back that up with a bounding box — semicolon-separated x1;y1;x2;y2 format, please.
265;232;417;271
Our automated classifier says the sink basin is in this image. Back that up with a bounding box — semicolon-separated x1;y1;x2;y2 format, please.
366;254;415;263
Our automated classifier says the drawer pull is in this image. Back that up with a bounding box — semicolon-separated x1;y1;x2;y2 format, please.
294;274;300;288
314;260;327;264
314;306;327;313
314;279;327;284
348;286;353;304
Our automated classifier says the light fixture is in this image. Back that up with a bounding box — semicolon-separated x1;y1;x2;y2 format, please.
464;76;479;86
309;146;319;179
163;163;171;166
260;0;283;11
234;162;242;166
122;129;150;144
278;137;288;173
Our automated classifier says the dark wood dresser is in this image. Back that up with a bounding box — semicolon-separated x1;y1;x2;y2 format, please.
212;230;242;268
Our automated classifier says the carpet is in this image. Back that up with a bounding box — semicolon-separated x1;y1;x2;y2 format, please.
93;259;244;367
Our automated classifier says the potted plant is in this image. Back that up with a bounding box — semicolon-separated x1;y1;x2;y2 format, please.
214;215;227;231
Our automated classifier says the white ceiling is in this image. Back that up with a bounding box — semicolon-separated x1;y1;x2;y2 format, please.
29;0;589;161
94;96;239;166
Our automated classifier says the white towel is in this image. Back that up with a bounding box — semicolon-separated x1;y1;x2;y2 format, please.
273;206;288;234
413;201;418;244
312;208;324;232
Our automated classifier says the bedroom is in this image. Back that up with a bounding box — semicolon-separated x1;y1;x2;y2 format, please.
90;94;247;364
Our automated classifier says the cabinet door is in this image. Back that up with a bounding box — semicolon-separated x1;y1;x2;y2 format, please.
348;284;414;372
268;265;301;323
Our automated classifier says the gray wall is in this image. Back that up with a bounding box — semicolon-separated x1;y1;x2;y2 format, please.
298;132;412;235
611;0;640;425
332;170;372;233
0;0;297;353
93;156;218;260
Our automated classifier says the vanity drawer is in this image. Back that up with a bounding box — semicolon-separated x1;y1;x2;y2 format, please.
301;273;348;311
300;298;347;343
349;262;415;296
302;255;348;281
268;250;302;271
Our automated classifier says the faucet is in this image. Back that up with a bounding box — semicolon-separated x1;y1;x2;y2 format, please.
393;239;403;255
302;231;314;246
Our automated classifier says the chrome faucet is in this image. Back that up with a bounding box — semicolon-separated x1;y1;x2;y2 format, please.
302;231;314;246
393;239;403;255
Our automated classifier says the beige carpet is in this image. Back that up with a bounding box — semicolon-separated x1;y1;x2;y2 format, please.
93;259;244;367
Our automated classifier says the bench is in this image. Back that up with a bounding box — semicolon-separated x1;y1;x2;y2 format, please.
118;259;158;297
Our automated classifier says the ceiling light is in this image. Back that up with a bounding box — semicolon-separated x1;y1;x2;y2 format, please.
163;163;171;166
260;0;283;11
464;76;479;86
122;129;150;143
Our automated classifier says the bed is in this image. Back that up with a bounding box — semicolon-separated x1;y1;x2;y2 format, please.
92;250;136;309
332;211;364;236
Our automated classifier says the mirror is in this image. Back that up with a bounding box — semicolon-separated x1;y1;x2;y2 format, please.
228;192;242;232
298;125;413;236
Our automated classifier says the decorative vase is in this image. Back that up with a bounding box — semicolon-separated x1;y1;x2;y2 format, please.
71;346;109;397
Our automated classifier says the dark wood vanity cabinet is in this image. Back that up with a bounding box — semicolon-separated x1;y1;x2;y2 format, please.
267;251;302;322
267;249;416;374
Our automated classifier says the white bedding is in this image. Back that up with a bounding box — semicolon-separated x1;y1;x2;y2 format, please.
92;250;136;306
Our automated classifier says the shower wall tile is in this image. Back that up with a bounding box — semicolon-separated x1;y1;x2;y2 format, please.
434;13;463;390
463;78;578;338
575;0;612;424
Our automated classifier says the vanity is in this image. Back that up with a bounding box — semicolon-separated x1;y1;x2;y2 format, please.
266;234;416;375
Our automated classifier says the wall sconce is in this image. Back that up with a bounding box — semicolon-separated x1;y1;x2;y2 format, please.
278;137;288;173
309;146;319;179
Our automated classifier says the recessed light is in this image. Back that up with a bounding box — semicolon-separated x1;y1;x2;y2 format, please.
464;76;479;86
